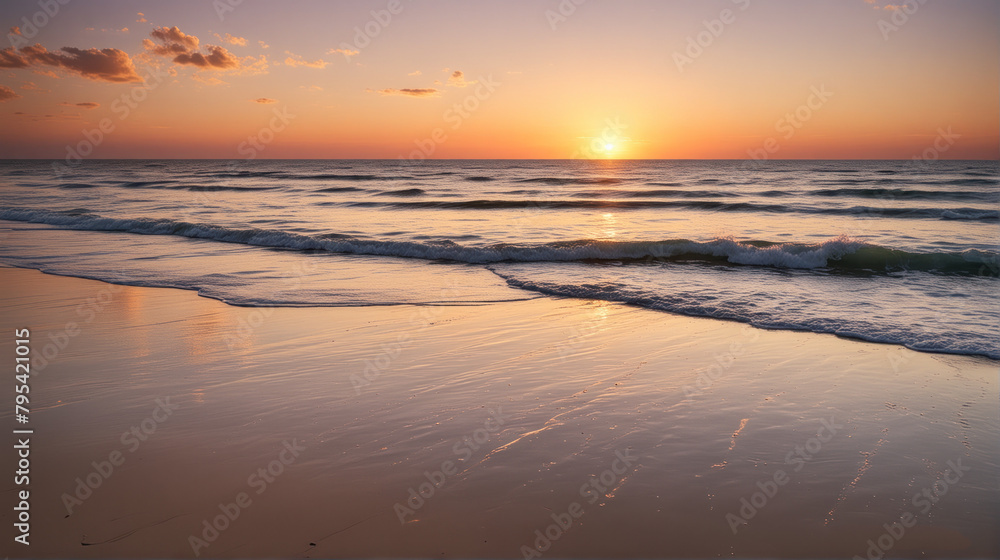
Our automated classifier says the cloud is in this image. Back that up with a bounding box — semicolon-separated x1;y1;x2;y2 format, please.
149;26;199;50
174;46;240;69
59;101;99;109
283;51;328;68
408;70;422;76
136;12;148;23
11;110;81;121
0;44;142;82
10;26;22;36
0;48;29;68
258;40;269;49
326;47;358;57
369;88;440;98
192;73;226;86
300;85;323;91
216;33;247;46
143;26;261;73
447;70;475;87
252;97;277;104
0;85;20;101
863;0;899;9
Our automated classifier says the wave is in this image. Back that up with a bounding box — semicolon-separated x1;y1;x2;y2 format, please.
517;177;623;185
488;270;999;359
120;180;179;188
812;177;998;187
375;188;426;197
808;187;995;201
570;189;731;199
342;199;999;220
2;208;996;275
317;186;366;193
291;173;414;181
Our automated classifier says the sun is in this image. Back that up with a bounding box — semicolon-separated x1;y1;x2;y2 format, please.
604;143;614;151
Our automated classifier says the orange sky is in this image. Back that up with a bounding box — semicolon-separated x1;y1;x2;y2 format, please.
1;0;997;159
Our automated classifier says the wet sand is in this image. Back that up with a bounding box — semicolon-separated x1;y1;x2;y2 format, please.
0;266;996;558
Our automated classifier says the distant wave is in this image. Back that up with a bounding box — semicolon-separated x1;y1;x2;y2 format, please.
317;186;366;192
807;187;995;201
342;199;999;221
517;177;623;185
291;173;414;181
570;189;731;199
2;208;995;275
374;188;426;197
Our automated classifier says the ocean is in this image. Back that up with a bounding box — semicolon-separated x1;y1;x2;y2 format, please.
1;159;997;358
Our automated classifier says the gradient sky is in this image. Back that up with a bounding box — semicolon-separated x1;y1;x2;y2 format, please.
1;0;997;159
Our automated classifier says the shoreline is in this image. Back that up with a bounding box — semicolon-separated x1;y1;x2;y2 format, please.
1;265;997;558
3;260;997;363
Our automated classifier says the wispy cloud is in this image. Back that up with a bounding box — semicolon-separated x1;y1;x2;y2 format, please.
252;97;277;104
446;70;475;87
215;33;247;46
284;51;328;68
326;47;358;58
0;85;21;101
59;101;100;109
368;87;440;98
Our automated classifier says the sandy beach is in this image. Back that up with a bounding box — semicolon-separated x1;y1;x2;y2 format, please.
1;265;996;558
